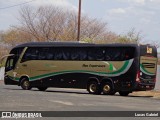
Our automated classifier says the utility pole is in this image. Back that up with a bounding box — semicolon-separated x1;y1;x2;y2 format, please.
77;0;81;41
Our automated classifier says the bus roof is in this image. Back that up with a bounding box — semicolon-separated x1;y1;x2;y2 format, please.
14;42;139;48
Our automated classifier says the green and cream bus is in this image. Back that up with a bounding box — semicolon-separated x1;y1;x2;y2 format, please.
4;42;158;96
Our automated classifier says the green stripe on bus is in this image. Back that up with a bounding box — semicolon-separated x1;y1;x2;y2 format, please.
140;64;155;76
13;59;133;81
29;59;132;81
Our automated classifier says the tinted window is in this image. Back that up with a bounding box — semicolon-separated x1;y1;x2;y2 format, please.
21;47;135;62
105;47;135;61
22;47;39;61
8;47;24;68
88;48;105;61
5;57;14;71
54;47;86;60
70;48;80;60
38;48;50;60
53;48;71;60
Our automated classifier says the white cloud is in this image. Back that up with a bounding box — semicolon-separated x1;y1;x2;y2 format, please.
31;0;77;10
0;0;77;10
0;0;77;30
130;0;145;4
140;18;151;24
118;0;160;6
106;6;155;24
117;0;145;4
99;0;109;2
108;8;126;14
105;0;160;45
149;0;160;3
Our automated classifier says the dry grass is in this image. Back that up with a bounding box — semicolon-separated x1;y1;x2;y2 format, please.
131;91;160;99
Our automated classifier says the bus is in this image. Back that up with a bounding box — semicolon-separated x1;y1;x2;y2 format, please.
4;42;158;96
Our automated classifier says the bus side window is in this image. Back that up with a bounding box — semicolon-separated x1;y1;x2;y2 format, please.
124;47;135;60
105;48;112;61
38;48;49;60
105;48;123;61
22;48;39;62
95;48;105;61
62;48;71;60
112;49;121;61
88;48;95;60
87;47;104;61
79;48;87;60
54;48;63;60
46;53;54;60
70;48;80;60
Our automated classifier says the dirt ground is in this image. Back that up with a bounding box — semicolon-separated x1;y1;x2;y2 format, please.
130;91;160;99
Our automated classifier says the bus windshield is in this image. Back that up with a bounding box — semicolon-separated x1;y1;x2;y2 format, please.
5;47;23;72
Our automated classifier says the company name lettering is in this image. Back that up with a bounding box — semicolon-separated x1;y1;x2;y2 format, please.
82;64;105;68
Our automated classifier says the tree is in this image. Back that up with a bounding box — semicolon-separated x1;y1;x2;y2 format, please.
116;28;142;44
17;5;109;42
1;28;33;48
148;40;160;48
0;5;146;59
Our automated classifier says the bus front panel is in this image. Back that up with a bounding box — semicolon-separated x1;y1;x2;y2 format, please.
136;45;158;90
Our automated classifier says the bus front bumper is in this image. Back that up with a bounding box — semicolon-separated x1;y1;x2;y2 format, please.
4;76;18;85
134;82;155;91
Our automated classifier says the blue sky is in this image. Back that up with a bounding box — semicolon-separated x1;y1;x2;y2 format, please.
0;0;159;46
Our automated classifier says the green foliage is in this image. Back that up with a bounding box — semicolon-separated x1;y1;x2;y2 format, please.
81;37;93;43
116;28;142;44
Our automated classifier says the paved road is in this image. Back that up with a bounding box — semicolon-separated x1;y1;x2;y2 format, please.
155;66;160;90
0;83;160;120
0;66;160;119
0;83;160;111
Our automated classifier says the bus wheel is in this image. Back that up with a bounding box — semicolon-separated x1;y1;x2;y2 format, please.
119;91;129;96
102;82;115;95
37;87;48;91
87;81;101;95
20;78;32;90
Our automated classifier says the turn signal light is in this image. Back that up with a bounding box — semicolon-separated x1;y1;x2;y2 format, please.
136;71;140;82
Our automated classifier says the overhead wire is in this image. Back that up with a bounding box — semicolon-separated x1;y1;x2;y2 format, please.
0;0;36;10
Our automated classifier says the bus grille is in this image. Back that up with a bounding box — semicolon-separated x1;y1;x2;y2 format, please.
142;63;155;68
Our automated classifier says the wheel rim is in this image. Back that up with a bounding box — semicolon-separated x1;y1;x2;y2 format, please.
23;81;29;89
103;85;110;93
89;84;97;93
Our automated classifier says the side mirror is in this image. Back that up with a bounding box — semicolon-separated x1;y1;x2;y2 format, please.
0;54;14;68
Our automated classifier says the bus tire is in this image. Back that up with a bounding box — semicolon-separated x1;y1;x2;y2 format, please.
20;78;32;90
87;81;101;95
102;82;115;95
37;87;48;91
119;91;129;96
